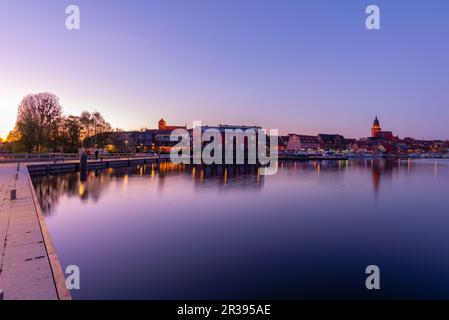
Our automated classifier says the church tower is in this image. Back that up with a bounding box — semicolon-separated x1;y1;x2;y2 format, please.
371;116;381;138
158;118;167;130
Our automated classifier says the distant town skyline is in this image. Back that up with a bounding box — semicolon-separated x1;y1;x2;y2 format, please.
1;0;449;141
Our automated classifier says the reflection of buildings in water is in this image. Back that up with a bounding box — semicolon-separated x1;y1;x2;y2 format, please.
189;165;264;191
279;159;398;197
32;162;265;215
33;159;427;216
369;159;395;196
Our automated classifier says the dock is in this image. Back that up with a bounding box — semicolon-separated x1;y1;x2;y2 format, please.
26;156;166;174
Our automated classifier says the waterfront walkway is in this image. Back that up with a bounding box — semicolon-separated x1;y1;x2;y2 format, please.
0;163;69;300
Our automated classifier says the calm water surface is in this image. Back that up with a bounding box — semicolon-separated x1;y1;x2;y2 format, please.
31;159;449;299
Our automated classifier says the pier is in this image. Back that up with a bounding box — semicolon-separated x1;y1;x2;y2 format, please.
26;155;168;175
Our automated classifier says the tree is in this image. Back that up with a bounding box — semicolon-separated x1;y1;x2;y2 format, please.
79;111;92;142
16;93;63;152
2;129;27;153
79;110;111;148
91;111;112;148
61;115;82;152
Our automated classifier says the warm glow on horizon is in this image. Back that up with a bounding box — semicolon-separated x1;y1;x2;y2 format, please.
1;1;449;141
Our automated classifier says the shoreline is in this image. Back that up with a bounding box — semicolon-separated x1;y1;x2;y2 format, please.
0;164;70;300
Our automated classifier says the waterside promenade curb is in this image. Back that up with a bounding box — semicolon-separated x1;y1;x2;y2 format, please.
0;163;71;300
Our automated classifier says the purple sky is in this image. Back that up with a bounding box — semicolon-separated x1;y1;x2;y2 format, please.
1;0;448;140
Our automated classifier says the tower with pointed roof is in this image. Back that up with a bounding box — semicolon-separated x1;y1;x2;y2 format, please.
371;116;382;138
158;118;167;130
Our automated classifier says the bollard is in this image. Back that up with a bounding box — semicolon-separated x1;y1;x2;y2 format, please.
10;189;16;200
0;289;3;300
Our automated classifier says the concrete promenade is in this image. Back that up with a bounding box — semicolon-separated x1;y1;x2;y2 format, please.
0;163;70;300
0;156;166;300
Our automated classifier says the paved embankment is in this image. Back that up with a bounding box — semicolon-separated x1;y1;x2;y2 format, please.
0;164;70;300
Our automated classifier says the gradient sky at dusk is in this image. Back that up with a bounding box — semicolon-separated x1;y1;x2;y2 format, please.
1;0;448;140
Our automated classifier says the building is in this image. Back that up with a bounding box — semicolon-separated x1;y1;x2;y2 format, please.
370;116;395;141
277;136;289;153
371;116;381;138
286;134;319;152
317;134;346;150
187;124;264;162
158;118;186;131
102;118;187;153
352;140;369;152
151;119;187;153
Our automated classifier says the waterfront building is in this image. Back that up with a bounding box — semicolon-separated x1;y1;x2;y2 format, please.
370;116;396;141
371;116;382;138
317;134;347;151
150;119;187;153
187;124;264;162
158;118;187;131
277;136;289;153
189;124;263;145
286;134;320;152
352;140;369;153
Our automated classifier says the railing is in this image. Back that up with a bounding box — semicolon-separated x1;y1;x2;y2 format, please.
0;153;80;161
0;153;161;162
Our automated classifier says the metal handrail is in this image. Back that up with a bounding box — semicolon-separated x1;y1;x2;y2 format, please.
0;152;156;161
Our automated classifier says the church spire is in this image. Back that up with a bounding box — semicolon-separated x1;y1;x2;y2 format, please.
371;116;381;137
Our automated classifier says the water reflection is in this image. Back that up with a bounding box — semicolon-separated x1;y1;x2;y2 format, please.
30;159;449;299
32;162;266;216
32;159;449;217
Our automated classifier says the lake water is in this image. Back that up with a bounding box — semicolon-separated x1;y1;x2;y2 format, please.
31;159;449;299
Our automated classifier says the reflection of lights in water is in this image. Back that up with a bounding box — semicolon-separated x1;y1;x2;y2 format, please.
124;175;129;186
434;160;438;178
223;168;228;185
257;167;260;184
192;167;196;179
317;164;321;176
78;183;86;197
408;158;411;173
200;169;204;182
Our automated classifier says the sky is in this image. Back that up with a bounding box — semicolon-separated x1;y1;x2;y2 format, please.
0;0;448;141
